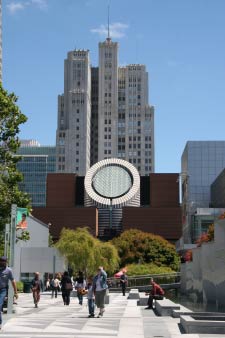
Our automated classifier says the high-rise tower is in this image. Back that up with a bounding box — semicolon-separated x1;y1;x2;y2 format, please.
56;50;91;175
98;37;118;160
56;38;154;176
95;37;154;175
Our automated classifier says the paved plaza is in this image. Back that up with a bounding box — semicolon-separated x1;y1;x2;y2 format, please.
0;292;223;338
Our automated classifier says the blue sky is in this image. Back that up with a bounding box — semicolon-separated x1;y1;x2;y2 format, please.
3;0;225;173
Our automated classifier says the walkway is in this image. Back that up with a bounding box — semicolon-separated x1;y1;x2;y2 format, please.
0;292;222;338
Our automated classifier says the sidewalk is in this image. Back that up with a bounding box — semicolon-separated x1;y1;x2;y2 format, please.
0;292;223;338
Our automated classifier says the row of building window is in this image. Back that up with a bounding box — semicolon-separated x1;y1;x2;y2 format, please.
129;84;141;89
72;99;85;104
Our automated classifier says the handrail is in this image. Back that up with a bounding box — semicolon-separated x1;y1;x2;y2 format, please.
111;272;180;279
107;272;180;289
108;272;180;280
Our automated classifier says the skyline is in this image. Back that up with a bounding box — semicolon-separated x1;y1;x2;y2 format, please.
3;0;225;173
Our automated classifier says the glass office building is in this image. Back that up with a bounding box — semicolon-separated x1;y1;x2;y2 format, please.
181;141;225;244
17;146;56;207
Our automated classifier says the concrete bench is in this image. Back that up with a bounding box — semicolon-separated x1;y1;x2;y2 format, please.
172;305;192;318
128;289;140;299
155;298;180;316
180;314;225;334
137;294;149;306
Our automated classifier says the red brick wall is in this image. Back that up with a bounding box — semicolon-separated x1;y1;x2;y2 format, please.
122;206;182;241
46;173;77;208
32;207;98;239
150;173;180;208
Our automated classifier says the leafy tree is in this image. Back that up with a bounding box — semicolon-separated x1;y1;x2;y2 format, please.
96;241;120;275
55;227;120;276
0;84;30;233
111;229;180;271
55;227;96;276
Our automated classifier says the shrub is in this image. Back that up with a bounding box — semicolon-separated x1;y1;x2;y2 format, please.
196;233;209;247
122;263;178;288
126;263;175;276
218;212;225;220
184;250;192;262
16;281;24;293
207;223;214;241
111;229;180;271
195;223;214;247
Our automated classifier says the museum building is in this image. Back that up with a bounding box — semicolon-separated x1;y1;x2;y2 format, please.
32;159;182;243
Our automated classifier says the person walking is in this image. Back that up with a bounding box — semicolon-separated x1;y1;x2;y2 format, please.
145;277;164;309
120;271;128;296
31;272;43;308
51;275;60;298
0;256;18;330
75;271;86;305
92;266;108;318
60;271;73;306
87;277;95;317
46;278;51;291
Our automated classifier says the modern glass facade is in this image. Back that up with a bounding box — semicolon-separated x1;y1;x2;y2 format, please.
17;146;56;207
181;141;225;244
211;168;225;207
192;208;225;243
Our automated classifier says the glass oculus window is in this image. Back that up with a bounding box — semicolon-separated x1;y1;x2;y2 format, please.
92;165;132;198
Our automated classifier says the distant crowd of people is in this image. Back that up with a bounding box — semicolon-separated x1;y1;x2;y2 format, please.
30;266;109;318
31;268;131;315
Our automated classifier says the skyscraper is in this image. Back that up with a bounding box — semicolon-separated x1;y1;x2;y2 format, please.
56;50;91;175
17;144;56;207
56;37;154;176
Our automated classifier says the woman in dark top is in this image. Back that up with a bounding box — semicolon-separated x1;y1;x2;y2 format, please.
60;271;73;305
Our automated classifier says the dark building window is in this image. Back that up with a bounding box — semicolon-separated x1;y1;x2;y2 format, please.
140;176;150;206
75;176;84;205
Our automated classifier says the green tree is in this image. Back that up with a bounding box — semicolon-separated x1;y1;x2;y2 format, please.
0;84;30;233
111;229;180;271
96;241;120;275
55;227;120;276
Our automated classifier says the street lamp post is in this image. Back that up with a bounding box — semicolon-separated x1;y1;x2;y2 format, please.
7;204;17;314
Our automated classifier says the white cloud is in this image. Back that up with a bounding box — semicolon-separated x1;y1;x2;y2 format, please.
7;0;48;14
91;22;129;39
6;2;26;14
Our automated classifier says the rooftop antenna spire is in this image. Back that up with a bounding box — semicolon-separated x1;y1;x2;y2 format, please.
107;2;111;40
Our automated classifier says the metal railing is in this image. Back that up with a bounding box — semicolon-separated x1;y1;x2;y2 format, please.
107;272;181;291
